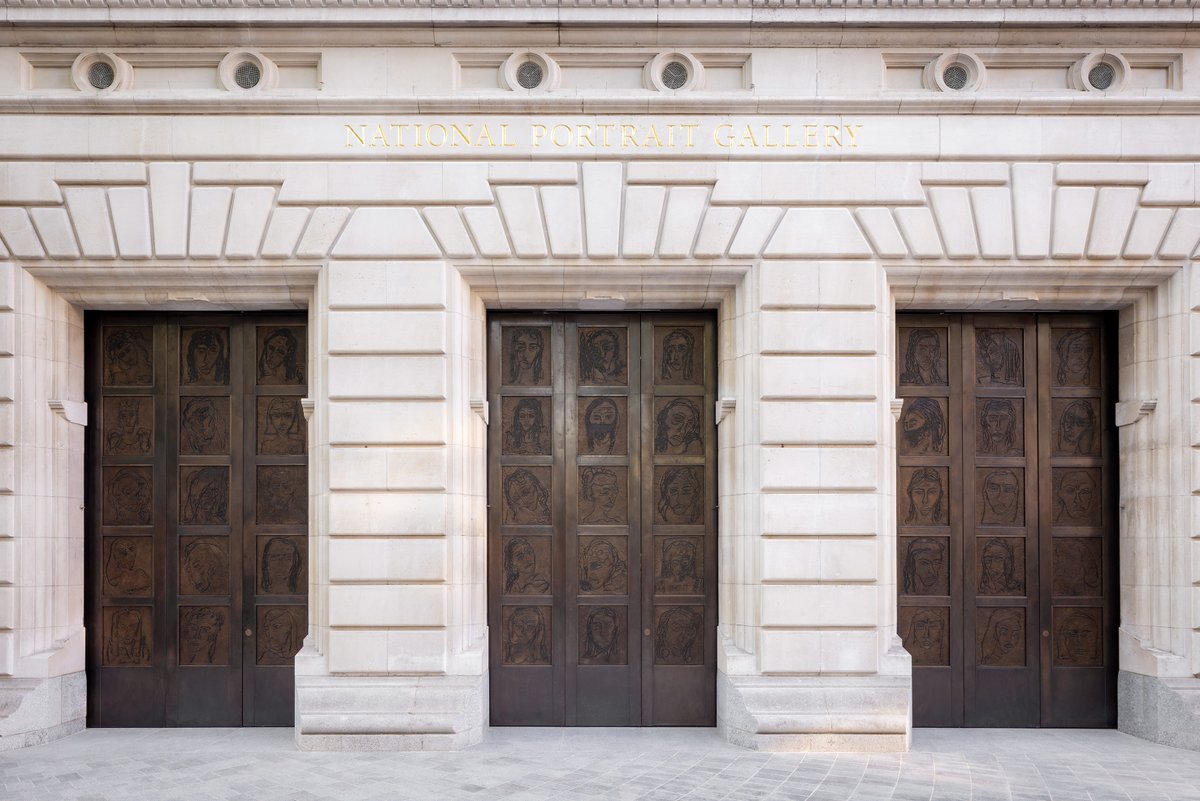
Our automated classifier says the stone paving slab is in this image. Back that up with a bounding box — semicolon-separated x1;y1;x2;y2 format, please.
1;727;1199;801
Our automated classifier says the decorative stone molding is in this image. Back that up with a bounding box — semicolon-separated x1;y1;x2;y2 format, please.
469;399;488;426
889;398;904;422
70;51;131;94
643;52;704;94
715;397;736;426
218;50;279;93
1115;398;1157;427
1069;51;1132;93
47;400;87;427
500;51;560;93
923;51;985;93
300;398;315;422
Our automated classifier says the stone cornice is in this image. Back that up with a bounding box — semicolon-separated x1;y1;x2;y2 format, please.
0;0;1194;8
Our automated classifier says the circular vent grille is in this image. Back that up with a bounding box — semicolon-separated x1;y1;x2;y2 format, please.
661;60;689;90
234;61;262;90
516;61;544;89
1088;62;1115;91
88;61;115;90
942;64;969;90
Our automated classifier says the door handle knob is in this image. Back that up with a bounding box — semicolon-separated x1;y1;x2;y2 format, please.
245;628;253;637
644;628;652;637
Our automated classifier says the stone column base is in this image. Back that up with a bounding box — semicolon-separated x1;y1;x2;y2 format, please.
0;672;86;751
718;672;911;752
295;666;488;752
1119;671;1200;751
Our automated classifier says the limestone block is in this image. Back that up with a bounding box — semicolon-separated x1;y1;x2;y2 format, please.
893;208;943;260
970;187;1014;259
759;355;877;400
328;585;446;627
753;163;922;205
328;492;446;536
758;262;818;308
327;262;447;310
729;207;783;260
261;207;311;260
333;208;441;259
621;186;666;258
761;585;877;627
328;402;445;445
760;629;821;673
760;539;822;582
659;186;709;258
854;209;908;260
329;538;447;583
1012;164;1054;259
0;358;13;401
927;187;978;259
0;587;13;630
386;448;449;491
765;209;872;259
0;448;12;493
62;188;116;259
187;187;232;259
694;207;742;258
817;539;879;582
761;493;878;536
760;447;819;490
278;163;491;205
328;356;446;399
148;163;190;259
1160;209;1200;260
759;311;878;354
582;163;622;258
422;208;477;260
496;186;548;258
1124;209;1175;260
760;401;877;445
0;209;45;259
297;207;352;259
328;448;388;490
819;631;879;673
387;630;448;674
818;262;879;309
328;311;446;354
1087;187;1141;260
1048;187;1096;259
462;207;511;258
1144;164;1197;206
540;186;583;258
225;187;277;260
328;629;387;673
0;164;60;205
28;209;79;259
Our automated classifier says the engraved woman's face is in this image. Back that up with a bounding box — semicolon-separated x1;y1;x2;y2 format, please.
1060;472;1097;519
982;543;1009;582
589;612;616;650
664;542;696;580
510;540;535;575
187;401;218;443
517;405;537;432
912;612;943;651
984;472;1020;517
508;610;539;646
911;334;937;373
185;615;218;655
902;408;928;433
264;611;291;652
909;477;942;520
266;542;295;587
991;613;1022;655
588;401;617;427
111;538;137;568
514;334;542;372
914;549;942;589
1064;336;1093;377
267;400;296;434
582;543;616;589
663;333;690;375
664;474;699;518
508;474;539;511
193;336;220;376
263;333;291;370
591;475;619;511
665;612;697;652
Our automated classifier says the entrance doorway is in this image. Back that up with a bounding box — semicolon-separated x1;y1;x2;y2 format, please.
896;314;1116;727
86;314;308;726
487;313;716;726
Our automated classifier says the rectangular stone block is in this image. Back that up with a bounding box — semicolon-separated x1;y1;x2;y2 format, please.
762;539;878;583
328;402;445;445
329;585;446;627
328;492;446;536
328;629;388;673
761;585;878;627
760;629;821;674
327;261;447;309
762;493;879;536
760;401;877;445
388;630;448;674
759;355;877;400
819;631;879;673
328;311;447;354
328;356;446;400
329;538;447;582
759;311;878;354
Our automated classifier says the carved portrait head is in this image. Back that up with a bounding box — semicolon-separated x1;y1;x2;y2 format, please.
104;327;153;386
1055;329;1096;386
579;328;625;384
580;467;623;525
582;397;620;454
258;607;302;664
180;607;226;665
1054;469;1100;526
978;399;1019;456
105;467;153;526
660;328;697;383
658;537;702;593
257;466;305;525
1056;399;1098;456
180;396;228;455
104;537;151;595
502;468;551;525
181;466;229;526
656;467;703;525
900;397;946;455
105;397;152;456
505;326;546;386
903;607;947;666
261;536;303;594
505;397;548;455
976;329;1022;385
580;606;623;664
503;606;550;665
904;467;945;526
104;607;151;666
978;538;1023;595
258;327;304;385
980;469;1022;526
902;537;946;596
899;328;945;386
655;607;702;665
181;539;226;595
1054;608;1101;666
979;608;1024;666
503;536;550;595
259;396;305;455
655;398;702;455
579;537;627;593
183;328;229;385
1053;538;1103;597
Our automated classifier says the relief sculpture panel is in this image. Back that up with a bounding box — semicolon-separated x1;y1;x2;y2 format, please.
179;537;230;595
898;327;947;386
502;536;551;595
1052;468;1102;527
579;606;627;665
103;466;153;527
655;536;704;594
502;466;552;525
256;326;306;386
899;536;949;596
179;396;230;455
256;466;307;525
1052;398;1100;457
578;537;628;594
898;467;948;526
256;605;306;665
977;608;1025;666
1052;328;1100;388
502;397;551;456
975;329;1024;386
578;327;628;386
976;537;1025;596
1052;538;1103;597
654;397;703;455
102;537;152;596
180;466;229;526
102;606;152;666
258;535;306;594
654;326;703;386
103;326;154;387
898;397;948;456
579;466;627;525
180;327;230;386
976;398;1024;457
900;606;949;666
257;396;306;455
1053;607;1103;666
577;396;627;455
503;326;550;387
653;466;704;525
977;468;1025;527
654;606;703;665
103;397;153;457
179;606;230;666
502;606;551;665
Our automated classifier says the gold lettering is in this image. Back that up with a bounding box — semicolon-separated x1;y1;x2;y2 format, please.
426;124;448;147
450;124;472;147
345;124;367;147
551;124;573;147
761;125;779;148
476;125;496;147
824;125;841;147
370;124;389;148
620;124;638;148
803;124;818;148
714;123;733;148
500;123;516;147
681;123;699;147
577;124;595;148
390;124;408;148
844;124;861;148
740;125;759;148
642;125;664;148
532;124;549;147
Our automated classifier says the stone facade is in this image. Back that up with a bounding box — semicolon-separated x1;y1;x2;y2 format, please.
0;0;1198;752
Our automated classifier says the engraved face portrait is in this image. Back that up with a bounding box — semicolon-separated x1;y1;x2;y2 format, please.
260;536;304;594
1054;329;1098;387
103;466;153;526
655;606;702;665
504;326;548;387
502;467;551;525
180;465;229;526
257;606;305;665
901;607;948;666
1054;399;1099;457
180;606;228;666
978;538;1024;596
979;469;1023;526
502;606;550;665
257;466;306;525
179;396;229;456
579;397;626;455
1053;538;1103;597
901;537;947;596
102;537;152;596
657;326;701;385
257;326;305;386
976;329;1023;386
103;327;153;386
258;396;306;456
657;536;703;594
654;397;702;455
180;537;228;595
1053;469;1101;526
579;327;627;385
103;606;151;666
901;467;947;526
1054;607;1102;666
580;606;626;665
978;608;1025;667
654;466;704;525
899;328;946;386
977;399;1022;457
899;397;947;456
103;397;153;457
503;536;551;595
502;397;550;456
579;467;625;525
578;537;628;594
181;327;229;386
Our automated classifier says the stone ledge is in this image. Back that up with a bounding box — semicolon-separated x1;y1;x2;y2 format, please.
1118;670;1200;752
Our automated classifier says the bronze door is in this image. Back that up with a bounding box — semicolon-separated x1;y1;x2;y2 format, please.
488;313;716;726
897;313;1116;727
86;314;308;727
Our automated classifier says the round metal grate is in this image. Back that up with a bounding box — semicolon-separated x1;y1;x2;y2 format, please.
234;61;262;90
88;61;115;90
516;61;544;89
1088;62;1115;91
661;60;689;90
942;64;969;90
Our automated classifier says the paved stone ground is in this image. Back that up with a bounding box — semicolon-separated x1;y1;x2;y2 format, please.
1;726;1199;801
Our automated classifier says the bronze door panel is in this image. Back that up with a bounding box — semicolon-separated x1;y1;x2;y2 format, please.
489;313;715;728
87;314;308;728
897;313;1116;728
